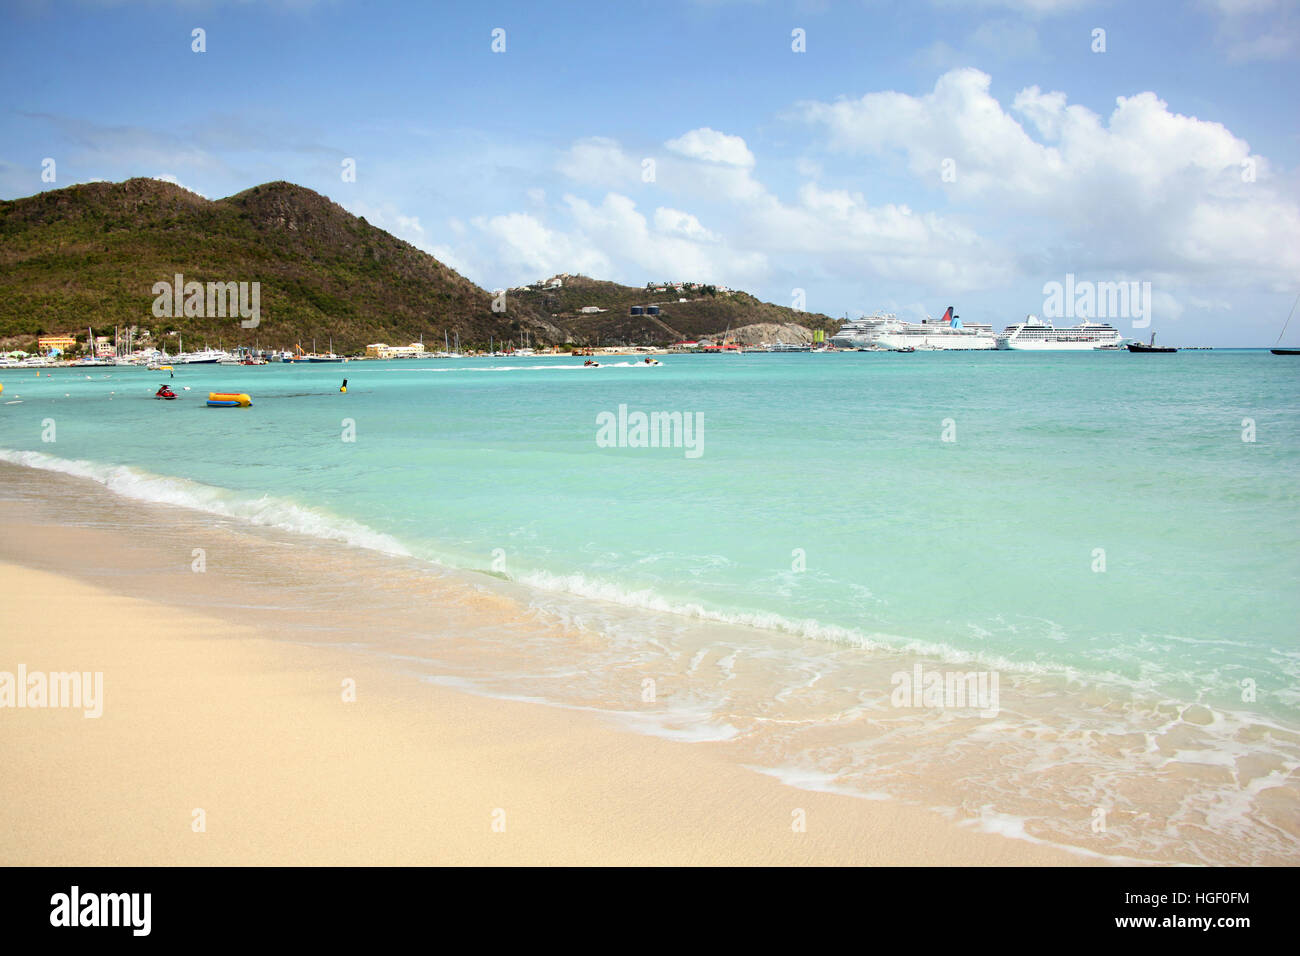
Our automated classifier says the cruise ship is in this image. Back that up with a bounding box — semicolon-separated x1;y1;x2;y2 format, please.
996;316;1124;350
830;308;996;351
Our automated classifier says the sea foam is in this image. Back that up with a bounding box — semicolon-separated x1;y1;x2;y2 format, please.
0;448;410;557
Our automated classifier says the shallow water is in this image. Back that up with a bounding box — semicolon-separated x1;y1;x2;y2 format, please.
1;350;1297;863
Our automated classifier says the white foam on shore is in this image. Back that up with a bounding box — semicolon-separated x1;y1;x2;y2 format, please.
419;674;739;742
0;447;411;557
518;567;1097;682
746;764;893;801
958;807;1176;866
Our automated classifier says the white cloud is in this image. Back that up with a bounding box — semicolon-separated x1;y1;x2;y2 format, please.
930;0;1088;14
665;127;756;167
473;210;612;281
477;126;1015;293
745;183;1014;289
1200;0;1300;62
1225;31;1295;62
556;137;642;190
801;68;1300;285
654;207;720;242
563;192;765;283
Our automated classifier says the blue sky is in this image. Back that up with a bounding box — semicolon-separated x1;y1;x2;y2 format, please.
2;0;1297;345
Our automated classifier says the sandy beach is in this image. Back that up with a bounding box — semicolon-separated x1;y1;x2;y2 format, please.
0;522;1082;866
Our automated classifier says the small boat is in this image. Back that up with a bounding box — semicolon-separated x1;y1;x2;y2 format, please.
1270;293;1300;355
892;346;916;353
1127;333;1177;353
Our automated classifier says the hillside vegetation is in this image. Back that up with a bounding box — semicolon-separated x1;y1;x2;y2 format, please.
0;179;839;352
513;274;841;345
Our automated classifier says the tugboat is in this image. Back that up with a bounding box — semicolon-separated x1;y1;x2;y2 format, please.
1127;332;1177;353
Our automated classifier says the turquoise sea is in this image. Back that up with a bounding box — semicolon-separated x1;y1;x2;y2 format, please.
2;350;1298;863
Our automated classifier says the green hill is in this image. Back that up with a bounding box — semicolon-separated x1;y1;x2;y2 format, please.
0;178;840;353
0;178;560;353
515;274;841;345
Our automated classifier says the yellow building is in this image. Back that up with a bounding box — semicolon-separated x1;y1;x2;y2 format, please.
366;342;426;359
38;334;78;353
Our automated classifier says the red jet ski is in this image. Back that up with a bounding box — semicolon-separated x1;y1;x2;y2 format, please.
155;385;177;400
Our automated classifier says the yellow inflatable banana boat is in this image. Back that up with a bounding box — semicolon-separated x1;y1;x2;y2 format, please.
206;392;252;408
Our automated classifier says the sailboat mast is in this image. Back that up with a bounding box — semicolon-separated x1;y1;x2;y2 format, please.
1274;292;1300;346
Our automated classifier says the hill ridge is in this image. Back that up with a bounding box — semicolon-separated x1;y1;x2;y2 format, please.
0;178;839;352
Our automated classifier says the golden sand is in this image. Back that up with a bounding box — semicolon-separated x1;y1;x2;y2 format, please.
0;559;1086;866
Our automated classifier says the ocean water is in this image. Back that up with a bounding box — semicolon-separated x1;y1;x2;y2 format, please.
2;350;1298;863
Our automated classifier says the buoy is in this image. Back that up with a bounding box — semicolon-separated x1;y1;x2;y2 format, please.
340;378;348;393
207;391;252;407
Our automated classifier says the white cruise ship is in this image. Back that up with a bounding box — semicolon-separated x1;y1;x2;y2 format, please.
996;316;1123;350
830;308;996;351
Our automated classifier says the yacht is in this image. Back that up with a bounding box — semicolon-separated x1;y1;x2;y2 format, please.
177;348;226;364
996;316;1123;350
831;308;995;350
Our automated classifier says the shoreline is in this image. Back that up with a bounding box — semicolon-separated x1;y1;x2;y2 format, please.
0;555;1085;865
2;451;1297;865
0;460;1096;865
